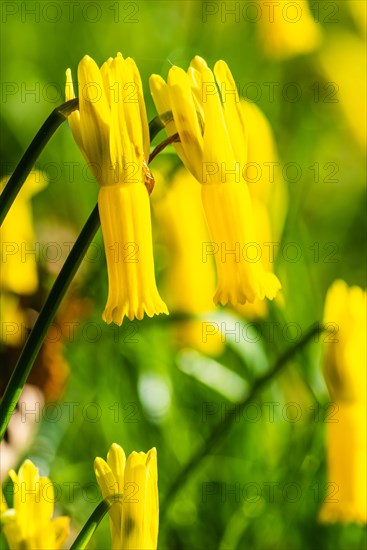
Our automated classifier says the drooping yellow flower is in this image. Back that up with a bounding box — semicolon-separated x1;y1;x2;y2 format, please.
150;56;281;308
0;459;70;549
153;167;223;355
94;443;158;550
319;280;367;524
318;30;366;149
65;54;167;324
256;0;322;59
1;171;47;295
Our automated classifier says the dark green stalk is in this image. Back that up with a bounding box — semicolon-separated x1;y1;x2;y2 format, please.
70;494;123;550
148;111;173;141
0;205;100;440
0;99;79;225
0;104;176;442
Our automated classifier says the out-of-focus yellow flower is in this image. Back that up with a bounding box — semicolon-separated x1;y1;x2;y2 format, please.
319;280;367;524
0;459;70;549
319;31;366;149
150;57;281;308
256;0;322;59
1;171;47;295
66;54;167;324
153;168;223;355
94;443;158;550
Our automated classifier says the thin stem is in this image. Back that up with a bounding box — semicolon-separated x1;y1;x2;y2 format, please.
160;323;323;524
0;105;177;441
149;111;173;141
70;494;123;550
0;206;100;441
149;133;180;163
0;99;79;225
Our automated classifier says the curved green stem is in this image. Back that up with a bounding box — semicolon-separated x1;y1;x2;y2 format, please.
0;104;177;442
148;111;173;141
0;205;100;440
0;99;79;225
70;494;123;550
160;323;324;524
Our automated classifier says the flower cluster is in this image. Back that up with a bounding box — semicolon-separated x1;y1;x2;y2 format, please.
66;54;282;326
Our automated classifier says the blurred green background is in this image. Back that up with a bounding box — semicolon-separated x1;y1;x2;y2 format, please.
1;1;366;549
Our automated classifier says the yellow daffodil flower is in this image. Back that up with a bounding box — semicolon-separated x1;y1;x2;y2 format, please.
0;459;70;549
256;0;322;59
65;54;167;324
150;56;281;308
319;280;366;524
1;171;47;295
94;443;158;550
153;167;223;355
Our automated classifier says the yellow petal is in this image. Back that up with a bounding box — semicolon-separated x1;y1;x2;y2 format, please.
123;452;147;549
107;443;126;494
94;457;118;499
94;456;123;542
198;65;235;181
78;55;111;183
214;60;247;170
65;68;83;152
144;448;159;549
167;66;204;180
149;74;193;173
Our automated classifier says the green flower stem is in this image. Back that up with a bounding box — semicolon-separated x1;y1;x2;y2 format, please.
0;205;100;441
149;133;179;164
0;99;79;225
148;111;173;141
160;323;324;524
0;104;175;442
70;494;123;550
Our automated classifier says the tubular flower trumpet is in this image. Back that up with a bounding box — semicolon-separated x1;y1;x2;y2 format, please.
94;443;158;549
0;459;70;549
65;54;167;324
150;56;281;307
319;280;367;524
